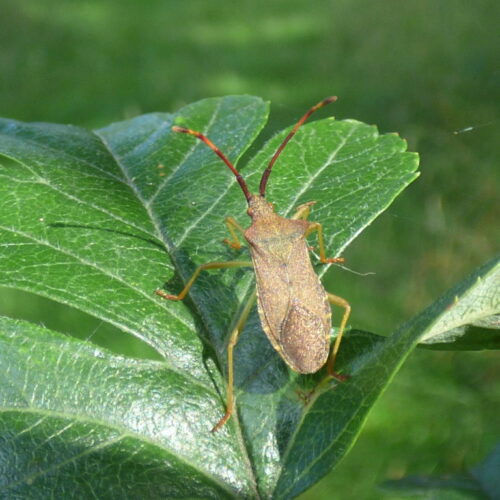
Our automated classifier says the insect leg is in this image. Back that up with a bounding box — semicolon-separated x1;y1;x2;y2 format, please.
223;216;246;250
155;260;253;301
306;222;345;264
291;201;317;220
326;293;351;380
212;289;257;432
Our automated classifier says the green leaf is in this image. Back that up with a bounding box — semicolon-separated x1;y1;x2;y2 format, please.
271;259;498;499
347;257;500;353
471;443;500;499
0;317;245;498
0;95;424;497
418;256;500;349
382;476;487;500
380;443;500;499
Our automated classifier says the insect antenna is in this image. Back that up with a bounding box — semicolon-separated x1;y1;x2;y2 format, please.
172;126;252;202
259;96;337;197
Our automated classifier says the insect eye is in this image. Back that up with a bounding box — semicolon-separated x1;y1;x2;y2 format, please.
247;208;254;216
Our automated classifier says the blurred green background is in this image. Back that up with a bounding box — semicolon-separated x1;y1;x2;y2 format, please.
1;1;498;498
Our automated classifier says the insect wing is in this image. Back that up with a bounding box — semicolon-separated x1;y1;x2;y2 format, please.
249;223;331;373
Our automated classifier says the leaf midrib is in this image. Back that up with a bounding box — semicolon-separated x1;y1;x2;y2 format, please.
145;105;221;207
94;121;262;499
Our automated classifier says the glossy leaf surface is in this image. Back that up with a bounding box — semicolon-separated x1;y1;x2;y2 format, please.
0;95;453;498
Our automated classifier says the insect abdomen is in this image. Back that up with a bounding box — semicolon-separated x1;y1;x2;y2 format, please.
280;301;329;373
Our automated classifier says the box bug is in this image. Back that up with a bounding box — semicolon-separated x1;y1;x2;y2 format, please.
156;97;350;431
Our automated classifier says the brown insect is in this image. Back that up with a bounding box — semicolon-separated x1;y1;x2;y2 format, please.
156;97;351;432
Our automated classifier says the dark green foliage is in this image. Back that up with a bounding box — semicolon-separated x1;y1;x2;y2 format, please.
1;96;497;498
